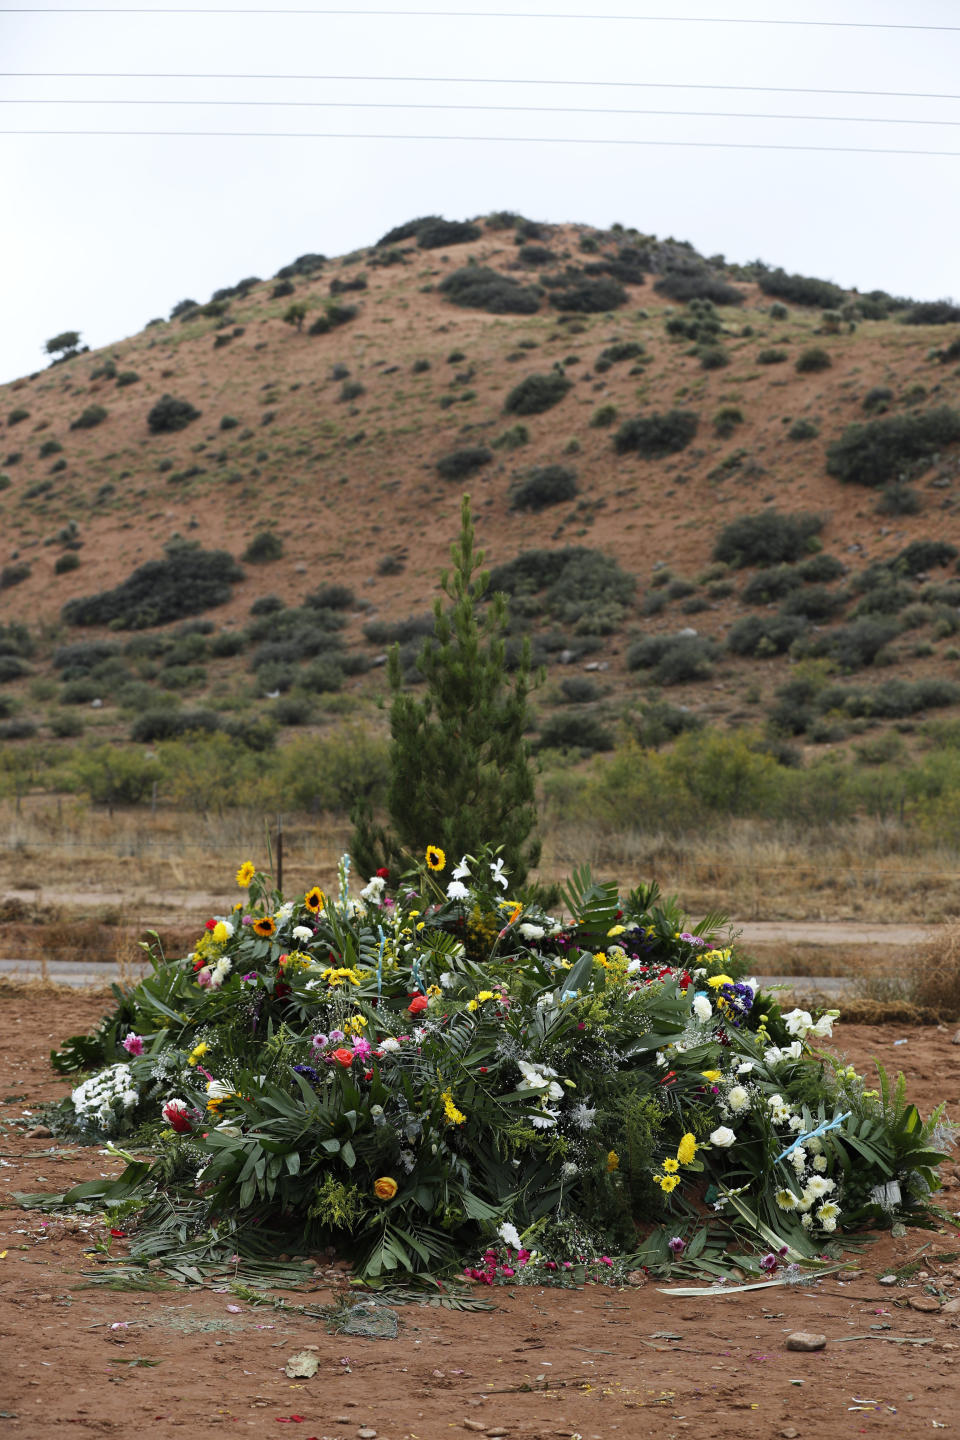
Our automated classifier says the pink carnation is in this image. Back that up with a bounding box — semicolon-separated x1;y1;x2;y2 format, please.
122;1033;144;1057
351;1037;372;1061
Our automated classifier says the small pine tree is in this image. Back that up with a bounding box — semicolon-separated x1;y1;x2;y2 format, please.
363;495;541;884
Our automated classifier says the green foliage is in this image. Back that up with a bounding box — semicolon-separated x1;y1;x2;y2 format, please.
626;632;720;685
590;404;618;429
275;252;326;280
653;267;743;305
509;465;578;512
147;395;201;434
826;407;960;487
8;407;29;425
793;617;900;671
379;496;540;884
0;563;30;590
45;330;82;358
72;745;161;807
549;274;627;313
613;410;698;458
726;613;807;657
713;406;744;437
756;348;788;365
439;266;541;315
757;267;844;308
741;564;802;605
435;446;493;481
243;531;284;564
308;302;357;336
863;386;893;414
283;302;308;331
903;300;960;325
70;404;107;430
62;544;244;630
795;348;832;373
713;511;823;568
788;418;819;440
537;710;614;754
54;552;80;575
894;539;958;574
504;371;572;416
487;547;635;633
491;424;530;450
417;218;482;249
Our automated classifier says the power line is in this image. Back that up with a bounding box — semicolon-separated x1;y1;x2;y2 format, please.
5;74;960;103
5;99;960;127
4;129;960;155
2;7;960;27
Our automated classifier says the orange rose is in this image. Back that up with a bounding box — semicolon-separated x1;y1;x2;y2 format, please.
331;1047;355;1067
408;994;429;1015
373;1177;398;1201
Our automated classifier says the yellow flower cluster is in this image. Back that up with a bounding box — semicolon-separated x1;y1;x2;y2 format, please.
279;950;312;972
441;1089;466;1125
236;860;256;888
187;1040;209;1067
322;966;363;987
343;1014;368;1035
654;1132;698;1192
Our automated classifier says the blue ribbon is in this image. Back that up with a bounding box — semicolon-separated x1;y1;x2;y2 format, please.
775;1110;852;1165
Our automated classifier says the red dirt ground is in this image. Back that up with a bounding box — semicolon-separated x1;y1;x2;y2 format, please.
2;991;960;1440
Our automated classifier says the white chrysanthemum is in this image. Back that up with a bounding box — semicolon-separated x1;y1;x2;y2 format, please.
292;925;312;942
788;1114;806;1133
360;876;386;903
819;1215;838;1233
446;879;470;901
519;922;544;940
498;1221;521;1249
806;1174;835;1198
813;1154;828;1173
531;1109;559;1129
379;1038;401;1052
692;994;713;1023
817;1201;841;1224
709;1126;736;1148
801;1212;814;1230
790;1147;808;1174
727;1085;750;1114
570;1102;596;1131
806;1136;823;1154
775;1188;799;1211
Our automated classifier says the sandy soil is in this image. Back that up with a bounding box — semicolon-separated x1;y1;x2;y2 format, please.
2;993;960;1440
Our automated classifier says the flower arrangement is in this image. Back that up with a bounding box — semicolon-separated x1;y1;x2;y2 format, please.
48;844;950;1282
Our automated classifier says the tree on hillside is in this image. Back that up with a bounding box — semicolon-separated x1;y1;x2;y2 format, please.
352;495;541;885
44;330;82;361
283;302;307;332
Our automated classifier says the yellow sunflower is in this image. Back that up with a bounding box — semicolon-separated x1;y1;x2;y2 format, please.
252;916;276;938
304;886;325;914
236;860;256;888
425;845;446;873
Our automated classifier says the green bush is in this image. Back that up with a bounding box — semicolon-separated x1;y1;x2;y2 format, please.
626;632;720;685
590;404;618;429
863;385;893;414
38;438;63;458
798;617;900;670
779;584;846;621
274;252;326;280
307;584;355;610
0;655;30;682
726;613;807;657
272;279;296;298
488;547;635;631
613;410;698;458
339;381;365;403
795;348;832;373
516;244;555;267
713;406;744;438
596;341;644;368
876;483;921;516
439;266;540;315
49;711;84;738
757;268;844;308
697;344;729;370
798;553;845;583
741;565;802;605
147;394;200;434
62;545;244;630
0;563;30;589
894;539;958;574
559;675;600;703
116;371;140;388
417;218;482;249
492;424;530;450
903;301;960;325
435;445;493;481
826;406;960;487
756;348;788;365
131;708;219;742
537;710;614;753
329;274;368;295
70;404;107;430
504;371;572;416
509;464;578;512
788;418;819;440
8;407;29;425
209;631;245;658
54;552;80;575
242;530;284;564
713;511;822;568
653;268;743;305
549;275;627;312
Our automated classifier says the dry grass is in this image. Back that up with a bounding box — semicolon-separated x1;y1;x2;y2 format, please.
908;920;960;1021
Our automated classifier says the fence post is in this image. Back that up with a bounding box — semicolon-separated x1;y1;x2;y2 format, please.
276;814;284;896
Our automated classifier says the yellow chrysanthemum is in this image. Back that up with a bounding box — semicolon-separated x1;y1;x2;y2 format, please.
187;1041;209;1067
706;974;734;989
663;1157;679;1174
606;1150;620;1173
236;860;256;889
701;1070;722;1082
657;1174;680;1194
322;966;363;987
476;990;494;1002
467;999;479;1012
677;1133;697;1165
425;845;446;872
212;921;230;945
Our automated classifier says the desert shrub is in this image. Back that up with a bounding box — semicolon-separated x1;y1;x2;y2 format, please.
893;539;958;575
272;280;295;298
549;275;627;313
757;268;844;308
161;664;207;691
768;302;789;319
779;584;846;621
440;266;540;315
726;613;807;657
274;253;326;280
272;692;314;726
38;438;63;457
242;531;283;564
626;632;720;685
876;483;921;516
49;711;84;738
756;348;788;365
795;347;832;373
208;631;244;658
697;344;729;370
788;418;819;440
0;563;30;589
53;640;119;674
169;298;197;319
492;424;530;452
130;708;219;742
817;677;960;720
741;565;802;605
115;370;140;389
590;404;618;429
147;394;200;434
713;406;744;438
220;415;240;431
504;372;572;416
0;719;36;741
70;404;107;430
339;381;365;403
713;511;822;568
435;445;493;481
308;301;358;336
0;655;30;682
653;268;743;305
307;584;355;610
800;616;900;670
903;301;960;326
516;244;555;267
417;218;481;249
537;711;614;753
62;545;244;630
799;553;844;583
488;547;634;631
363;612;435;646
862;385;894;414
329;274;368;295
7;407;29;425
851;578;914;616
597;341;644;368
299;657;345;693
0;623;32;660
271;727;390;812
613;410;698;457
54;552;80;575
210;276;259;302
559;675;600;703
826;406;960;487
509;465;578;512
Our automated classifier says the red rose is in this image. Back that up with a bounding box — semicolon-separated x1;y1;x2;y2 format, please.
331;1047;355;1067
376;867;389;880
205;918;217;931
408;994;428;1015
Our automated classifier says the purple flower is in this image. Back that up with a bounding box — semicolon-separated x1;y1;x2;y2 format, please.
311;1032;329;1050
329;1029;346;1043
242;915;253;926
759;1252;779;1272
352;1037;372;1060
667;1236;686;1255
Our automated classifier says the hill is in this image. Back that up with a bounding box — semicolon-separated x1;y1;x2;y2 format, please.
2;210;960;829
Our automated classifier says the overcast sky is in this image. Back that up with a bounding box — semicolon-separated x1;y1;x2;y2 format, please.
2;0;959;382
